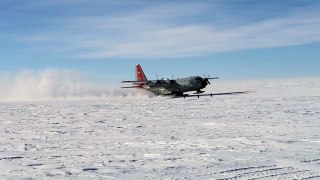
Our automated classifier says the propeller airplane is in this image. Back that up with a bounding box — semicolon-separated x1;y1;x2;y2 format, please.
121;64;249;98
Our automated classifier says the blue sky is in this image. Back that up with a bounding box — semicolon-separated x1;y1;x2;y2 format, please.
1;0;320;83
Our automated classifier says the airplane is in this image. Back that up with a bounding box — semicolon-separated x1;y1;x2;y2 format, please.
121;64;248;98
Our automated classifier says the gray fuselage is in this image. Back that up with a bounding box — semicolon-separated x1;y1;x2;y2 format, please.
141;76;208;96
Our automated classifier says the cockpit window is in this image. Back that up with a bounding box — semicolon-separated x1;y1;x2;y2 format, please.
195;77;202;81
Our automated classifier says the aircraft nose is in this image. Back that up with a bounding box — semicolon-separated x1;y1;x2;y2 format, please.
201;79;207;88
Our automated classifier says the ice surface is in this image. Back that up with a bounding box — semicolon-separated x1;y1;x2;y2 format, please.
1;78;320;179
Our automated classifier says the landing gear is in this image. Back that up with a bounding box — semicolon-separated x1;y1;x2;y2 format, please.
194;90;205;94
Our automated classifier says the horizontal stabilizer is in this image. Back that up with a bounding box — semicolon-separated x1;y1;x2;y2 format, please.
121;81;148;84
121;86;143;88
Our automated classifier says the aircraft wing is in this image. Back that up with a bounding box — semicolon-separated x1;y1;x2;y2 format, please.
207;77;219;80
171;91;251;98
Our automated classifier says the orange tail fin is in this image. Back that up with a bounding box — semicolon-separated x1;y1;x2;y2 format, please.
136;64;147;82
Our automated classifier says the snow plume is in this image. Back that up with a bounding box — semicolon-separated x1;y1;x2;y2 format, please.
0;69;151;101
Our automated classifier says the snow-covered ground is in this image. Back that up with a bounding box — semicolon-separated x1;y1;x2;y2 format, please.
1;78;320;179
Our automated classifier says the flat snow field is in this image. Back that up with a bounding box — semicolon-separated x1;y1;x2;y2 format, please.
1;78;320;179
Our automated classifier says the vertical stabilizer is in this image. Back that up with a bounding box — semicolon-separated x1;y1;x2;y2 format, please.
135;64;147;82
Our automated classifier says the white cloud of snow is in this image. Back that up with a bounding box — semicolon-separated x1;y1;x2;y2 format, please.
0;69;152;101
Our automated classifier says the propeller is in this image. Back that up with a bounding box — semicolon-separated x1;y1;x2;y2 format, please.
203;74;211;85
201;74;219;87
155;74;164;84
169;80;175;85
166;75;175;85
169;74;175;85
156;78;164;84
